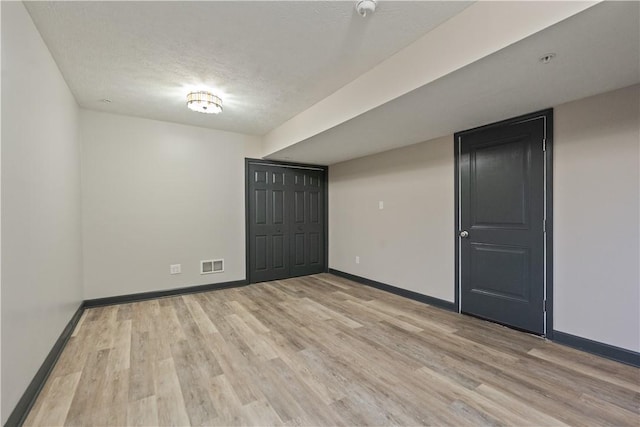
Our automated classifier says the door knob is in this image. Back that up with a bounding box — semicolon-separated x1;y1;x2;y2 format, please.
460;230;469;238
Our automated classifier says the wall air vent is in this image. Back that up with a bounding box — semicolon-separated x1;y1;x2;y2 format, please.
201;259;224;274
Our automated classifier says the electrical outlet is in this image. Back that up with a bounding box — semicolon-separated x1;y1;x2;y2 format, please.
355;256;360;264
170;264;181;275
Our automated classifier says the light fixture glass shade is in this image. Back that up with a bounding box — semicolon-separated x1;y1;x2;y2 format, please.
186;91;223;114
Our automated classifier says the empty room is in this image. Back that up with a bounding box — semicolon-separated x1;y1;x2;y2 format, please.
2;0;639;426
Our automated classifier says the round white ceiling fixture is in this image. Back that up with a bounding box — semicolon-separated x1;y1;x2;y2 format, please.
186;91;223;114
355;0;376;18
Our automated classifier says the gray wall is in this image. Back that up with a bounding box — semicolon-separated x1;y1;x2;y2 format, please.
554;85;639;352
329;84;640;352
329;135;455;302
1;2;84;422
80;110;262;299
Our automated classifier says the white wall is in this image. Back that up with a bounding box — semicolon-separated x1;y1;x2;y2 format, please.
554;85;640;352
81;110;261;299
329;85;640;353
1;2;83;423
329;135;455;302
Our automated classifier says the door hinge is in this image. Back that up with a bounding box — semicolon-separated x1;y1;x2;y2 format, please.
543;300;547;312
542;138;547;152
543;219;547;233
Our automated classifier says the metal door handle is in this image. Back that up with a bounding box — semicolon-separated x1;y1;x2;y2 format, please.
460;230;469;238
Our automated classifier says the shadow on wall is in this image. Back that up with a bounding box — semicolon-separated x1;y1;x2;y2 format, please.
329;135;453;181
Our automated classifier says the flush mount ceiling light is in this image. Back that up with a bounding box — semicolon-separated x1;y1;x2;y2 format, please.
186;91;223;114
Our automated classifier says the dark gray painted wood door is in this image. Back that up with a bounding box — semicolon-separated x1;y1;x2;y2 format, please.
249;164;290;282
459;118;545;334
289;169;325;277
248;163;325;283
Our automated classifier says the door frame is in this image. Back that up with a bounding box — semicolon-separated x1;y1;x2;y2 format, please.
245;158;329;284
454;109;554;338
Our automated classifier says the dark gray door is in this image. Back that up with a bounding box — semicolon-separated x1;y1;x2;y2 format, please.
248;164;290;282
458;117;546;334
248;163;325;283
290;169;325;277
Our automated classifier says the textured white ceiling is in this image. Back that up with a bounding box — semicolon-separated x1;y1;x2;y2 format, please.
267;1;640;165
25;1;472;135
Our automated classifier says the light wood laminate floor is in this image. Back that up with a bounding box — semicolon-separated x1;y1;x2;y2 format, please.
25;273;639;426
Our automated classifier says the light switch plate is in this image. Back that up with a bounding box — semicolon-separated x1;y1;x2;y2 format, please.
170;264;181;274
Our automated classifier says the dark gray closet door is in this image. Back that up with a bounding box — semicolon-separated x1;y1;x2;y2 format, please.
289;169;325;277
248;163;325;283
459;118;545;334
248;164;291;282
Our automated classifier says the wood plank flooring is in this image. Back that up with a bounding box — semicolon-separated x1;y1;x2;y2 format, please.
25;273;640;426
